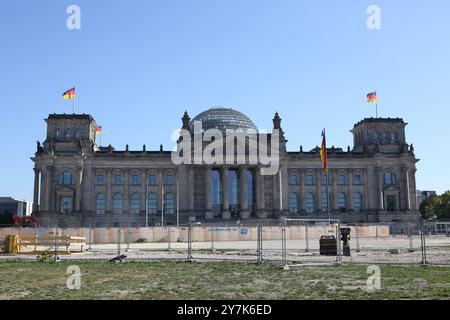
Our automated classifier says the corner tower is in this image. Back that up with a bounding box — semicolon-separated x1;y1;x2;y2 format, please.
351;118;409;154
42;113;100;156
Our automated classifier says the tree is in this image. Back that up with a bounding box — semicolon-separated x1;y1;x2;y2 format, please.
419;191;450;220
438;191;450;219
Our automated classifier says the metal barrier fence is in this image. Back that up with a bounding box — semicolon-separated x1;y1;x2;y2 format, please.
0;220;449;266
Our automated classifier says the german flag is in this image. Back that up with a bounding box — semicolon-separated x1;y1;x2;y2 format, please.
320;129;328;173
62;87;76;99
367;91;377;103
96;126;102;135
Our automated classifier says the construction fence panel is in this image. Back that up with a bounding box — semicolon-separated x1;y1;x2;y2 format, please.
346;222;422;265
1;219;449;266
282;219;341;266
421;221;450;266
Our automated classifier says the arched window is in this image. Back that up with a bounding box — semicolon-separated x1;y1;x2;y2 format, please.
97;174;105;185
165;174;174;185
113;193;122;214
75;128;82;140
131;175;140;186
321;174;327;185
148;193;157;215
354;193;362;212
338;192;346;210
305;193;314;214
289;193;298;214
289;174;298;185
164;193;175;215
96;193;105;215
392;131;398;143
148;175;157;185
56;128;64;141
382;172;396;185
130;193;140;214
66;128;74;140
58;171;74;185
321;192;328;213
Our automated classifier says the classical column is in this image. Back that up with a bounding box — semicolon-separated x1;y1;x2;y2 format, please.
157;171;163;212
240;167;250;219
105;169;112;213
205;166;213;219
376;168;384;210
348;170;354;211
75;166;83;212
124;170;130;214
188;167;195;212
300;170;306;212
331;171;338;212
46;166;54;213
141;170;147;215
221;167;231;219
39;167;47;212
315;169;322;214
404;168;411;210
256;168;267;218
33;168;40;212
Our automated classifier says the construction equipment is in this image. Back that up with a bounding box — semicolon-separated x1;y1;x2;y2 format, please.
12;215;40;228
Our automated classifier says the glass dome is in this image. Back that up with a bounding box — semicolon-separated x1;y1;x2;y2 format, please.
190;107;257;132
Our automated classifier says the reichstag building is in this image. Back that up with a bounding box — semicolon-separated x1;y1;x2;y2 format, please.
31;107;420;227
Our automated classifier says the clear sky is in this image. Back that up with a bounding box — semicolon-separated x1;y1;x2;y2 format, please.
0;0;449;200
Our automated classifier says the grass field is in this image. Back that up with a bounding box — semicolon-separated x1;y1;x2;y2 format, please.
0;260;449;300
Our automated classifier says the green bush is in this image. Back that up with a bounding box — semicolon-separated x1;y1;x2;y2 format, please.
36;252;56;263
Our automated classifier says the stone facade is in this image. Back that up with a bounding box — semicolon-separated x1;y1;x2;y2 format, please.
31;109;420;227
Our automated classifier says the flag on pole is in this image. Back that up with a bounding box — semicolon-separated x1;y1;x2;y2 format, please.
367;91;377;103
96;126;102;135
320;129;328;173
62;87;76;99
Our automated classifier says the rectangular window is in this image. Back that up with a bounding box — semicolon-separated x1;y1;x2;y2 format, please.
131;175;140;185
165;175;174;185
306;174;314;185
60;196;73;214
148;175;157;185
97;175;105;185
354;175;362;185
114;175;122;185
338;175;345;185
289;175;298;185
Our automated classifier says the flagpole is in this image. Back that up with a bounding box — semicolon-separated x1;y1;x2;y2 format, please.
376;103;378;118
72;96;75;114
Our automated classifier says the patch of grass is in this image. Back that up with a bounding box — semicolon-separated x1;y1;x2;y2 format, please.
0;260;448;300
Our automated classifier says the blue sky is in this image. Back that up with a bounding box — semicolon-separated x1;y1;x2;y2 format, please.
0;0;449;200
